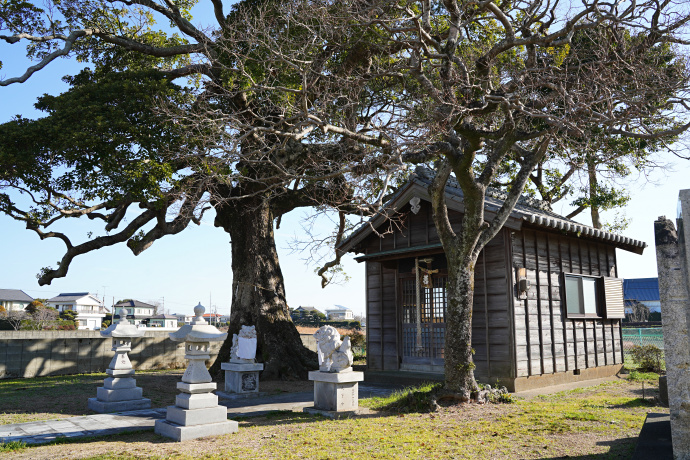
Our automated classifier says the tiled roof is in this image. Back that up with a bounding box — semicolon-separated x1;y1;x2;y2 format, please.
338;166;647;255
624;278;659;302
114;300;156;309
0;289;34;302
47;292;92;302
413;167;647;251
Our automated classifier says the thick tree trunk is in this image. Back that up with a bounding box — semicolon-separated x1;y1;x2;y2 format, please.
427;163;480;395
209;198;317;379
443;260;479;395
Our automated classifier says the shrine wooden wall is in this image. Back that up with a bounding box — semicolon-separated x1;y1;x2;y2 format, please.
362;199;516;382
511;227;624;379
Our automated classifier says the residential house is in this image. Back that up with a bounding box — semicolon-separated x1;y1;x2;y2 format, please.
0;289;34;312
113;300;157;326
47;292;108;330
291;306;324;318
623;278;660;313
148;314;178;329
338;168;643;391
175;313;195;325
202;313;224;325
325;305;355;320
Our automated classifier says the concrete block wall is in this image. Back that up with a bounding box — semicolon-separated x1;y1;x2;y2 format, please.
300;333;317;352
0;331;221;379
0;331;318;379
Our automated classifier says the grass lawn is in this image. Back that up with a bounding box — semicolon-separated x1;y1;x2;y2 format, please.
0;371;665;459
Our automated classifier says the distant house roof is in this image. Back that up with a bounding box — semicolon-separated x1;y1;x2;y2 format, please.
114;300;156;309
48;292;91;302
338;166;647;256
295;306;322;313
624;278;660;303
325;305;352;312
150;314;177;319
0;289;34;302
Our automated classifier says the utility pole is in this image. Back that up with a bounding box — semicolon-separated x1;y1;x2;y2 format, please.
101;286;108;314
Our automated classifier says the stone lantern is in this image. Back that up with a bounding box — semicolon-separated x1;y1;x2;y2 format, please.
154;303;238;442
88;316;151;413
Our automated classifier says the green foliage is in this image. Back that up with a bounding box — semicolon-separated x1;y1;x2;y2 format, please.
0;69;192;221
291;318;361;329
629;345;665;373
343;329;365;349
19;319;37;330
25;300;45;314
59;310;78;322
627;370;661;382
0;440;27;452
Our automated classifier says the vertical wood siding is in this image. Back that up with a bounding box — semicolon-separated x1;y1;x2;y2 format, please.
511;228;623;378
363;201;514;378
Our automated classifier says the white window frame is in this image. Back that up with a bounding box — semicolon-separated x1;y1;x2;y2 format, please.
563;273;602;319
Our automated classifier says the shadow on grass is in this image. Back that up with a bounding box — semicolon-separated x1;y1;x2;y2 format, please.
541;436;637;459
608;397;660;409
0;371;183;419
236;407;403;428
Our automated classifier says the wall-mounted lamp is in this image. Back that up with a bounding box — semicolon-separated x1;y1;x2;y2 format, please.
517;267;530;300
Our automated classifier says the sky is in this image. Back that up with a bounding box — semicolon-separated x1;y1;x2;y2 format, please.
1;2;688;317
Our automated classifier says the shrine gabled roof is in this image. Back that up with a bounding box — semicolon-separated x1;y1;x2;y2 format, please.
338;166;647;256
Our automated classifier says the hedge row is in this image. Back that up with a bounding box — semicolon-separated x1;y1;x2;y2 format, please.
292;319;361;330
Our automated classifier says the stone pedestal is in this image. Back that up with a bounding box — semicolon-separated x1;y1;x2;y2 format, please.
89;321;151;413
306;370;364;412
221;362;264;394
155;380;238;441
154;303;238;442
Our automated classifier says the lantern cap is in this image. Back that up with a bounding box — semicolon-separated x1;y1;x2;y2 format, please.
169;302;227;342
100;315;145;338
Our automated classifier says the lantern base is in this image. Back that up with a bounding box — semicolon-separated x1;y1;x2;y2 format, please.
87;397;151;414
154;419;238;442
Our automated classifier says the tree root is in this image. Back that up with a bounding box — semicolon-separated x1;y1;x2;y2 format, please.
430;384;512;411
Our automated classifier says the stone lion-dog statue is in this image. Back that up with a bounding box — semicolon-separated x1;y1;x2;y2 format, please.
313;325;353;372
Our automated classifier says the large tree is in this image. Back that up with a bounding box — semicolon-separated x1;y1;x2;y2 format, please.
4;1;690;396
329;0;690;396
0;0;395;379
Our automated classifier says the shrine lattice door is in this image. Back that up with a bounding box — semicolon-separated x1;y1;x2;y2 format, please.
400;274;447;366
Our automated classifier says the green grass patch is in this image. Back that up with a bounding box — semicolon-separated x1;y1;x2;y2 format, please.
627;370;661;382
0;440;27;452
361;382;443;412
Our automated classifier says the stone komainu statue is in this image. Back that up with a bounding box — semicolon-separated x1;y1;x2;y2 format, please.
313;325;353;372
